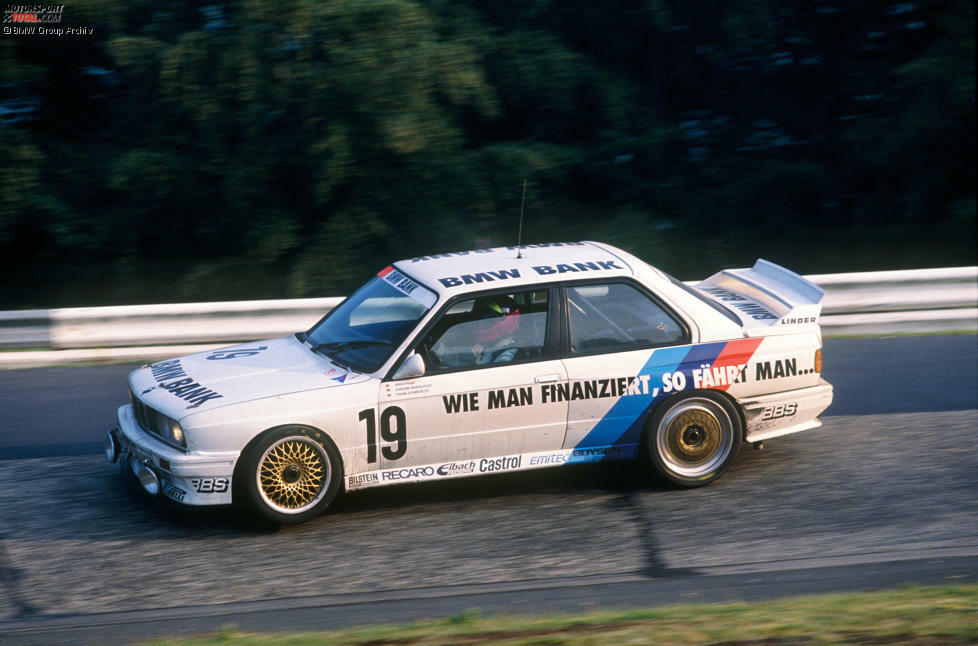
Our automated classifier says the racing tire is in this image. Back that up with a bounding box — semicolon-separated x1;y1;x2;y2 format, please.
644;392;742;487
234;426;342;525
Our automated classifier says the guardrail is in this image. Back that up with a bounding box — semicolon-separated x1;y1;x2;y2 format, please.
811;266;977;336
1;267;975;367
0;297;342;350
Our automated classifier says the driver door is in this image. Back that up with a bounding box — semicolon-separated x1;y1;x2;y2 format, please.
378;287;568;471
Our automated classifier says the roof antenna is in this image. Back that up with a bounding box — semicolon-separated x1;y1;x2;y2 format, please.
516;177;527;259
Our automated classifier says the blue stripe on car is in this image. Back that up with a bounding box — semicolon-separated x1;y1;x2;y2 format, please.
569;341;730;461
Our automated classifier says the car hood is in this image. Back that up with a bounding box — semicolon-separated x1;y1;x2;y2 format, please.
129;336;370;420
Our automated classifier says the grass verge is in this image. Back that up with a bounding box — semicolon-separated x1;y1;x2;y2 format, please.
141;584;977;645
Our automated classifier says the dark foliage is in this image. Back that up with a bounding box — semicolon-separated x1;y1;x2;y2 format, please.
0;0;973;307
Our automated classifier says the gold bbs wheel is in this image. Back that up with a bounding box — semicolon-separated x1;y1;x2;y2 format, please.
649;395;740;486
664;408;722;466
237;426;342;525
257;436;331;514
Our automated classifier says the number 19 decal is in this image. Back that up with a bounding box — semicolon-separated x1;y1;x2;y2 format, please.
358;406;407;463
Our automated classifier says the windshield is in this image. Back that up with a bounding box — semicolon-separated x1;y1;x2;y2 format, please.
305;267;437;372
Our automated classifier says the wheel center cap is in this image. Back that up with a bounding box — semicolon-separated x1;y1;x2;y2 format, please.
282;465;302;483
683;425;704;446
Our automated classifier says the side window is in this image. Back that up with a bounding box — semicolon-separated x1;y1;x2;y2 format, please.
566;283;686;354
417;290;549;372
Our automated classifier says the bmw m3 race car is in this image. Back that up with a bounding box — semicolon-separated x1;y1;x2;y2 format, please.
106;241;833;524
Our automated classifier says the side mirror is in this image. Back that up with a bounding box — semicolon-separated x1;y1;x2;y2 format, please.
392;352;426;380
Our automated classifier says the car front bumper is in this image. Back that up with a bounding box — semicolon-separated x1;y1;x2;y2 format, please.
108;404;237;506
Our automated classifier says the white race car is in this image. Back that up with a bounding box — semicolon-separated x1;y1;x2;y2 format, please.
107;241;833;524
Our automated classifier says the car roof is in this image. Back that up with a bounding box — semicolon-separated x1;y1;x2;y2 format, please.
392;241;638;297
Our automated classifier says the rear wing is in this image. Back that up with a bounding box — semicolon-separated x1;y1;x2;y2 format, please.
694;259;825;334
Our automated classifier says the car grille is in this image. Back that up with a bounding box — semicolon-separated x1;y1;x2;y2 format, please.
130;389;179;448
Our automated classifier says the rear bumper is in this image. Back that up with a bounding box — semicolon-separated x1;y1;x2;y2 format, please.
110;404;236;506
740;379;833;443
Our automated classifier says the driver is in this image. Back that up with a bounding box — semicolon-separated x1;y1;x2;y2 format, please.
471;296;520;364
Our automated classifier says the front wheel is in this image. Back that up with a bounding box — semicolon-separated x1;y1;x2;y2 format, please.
235;426;342;525
645;393;741;487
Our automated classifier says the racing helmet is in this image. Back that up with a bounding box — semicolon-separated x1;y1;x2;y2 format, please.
474;296;520;344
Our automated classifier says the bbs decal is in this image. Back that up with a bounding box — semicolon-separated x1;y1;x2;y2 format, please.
190;477;229;493
761;403;797;420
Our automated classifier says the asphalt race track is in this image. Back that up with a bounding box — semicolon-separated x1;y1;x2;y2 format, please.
0;335;976;644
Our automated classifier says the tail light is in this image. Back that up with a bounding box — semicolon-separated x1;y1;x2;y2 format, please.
814;349;822;373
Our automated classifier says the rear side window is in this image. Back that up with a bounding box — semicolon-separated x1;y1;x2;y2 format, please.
566;283;687;354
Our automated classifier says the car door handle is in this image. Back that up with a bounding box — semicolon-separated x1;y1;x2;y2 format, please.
535;374;561;383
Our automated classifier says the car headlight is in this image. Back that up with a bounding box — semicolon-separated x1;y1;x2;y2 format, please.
129;389;188;450
165;417;186;449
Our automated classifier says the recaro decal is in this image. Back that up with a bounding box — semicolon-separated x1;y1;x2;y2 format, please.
381;466;435;481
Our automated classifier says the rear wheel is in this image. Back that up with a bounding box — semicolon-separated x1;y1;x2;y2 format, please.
645;393;741;487
235;426;342;525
